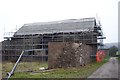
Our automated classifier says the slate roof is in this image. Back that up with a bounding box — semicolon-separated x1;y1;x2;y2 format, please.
14;17;96;35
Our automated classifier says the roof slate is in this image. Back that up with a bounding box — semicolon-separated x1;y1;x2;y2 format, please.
14;17;96;35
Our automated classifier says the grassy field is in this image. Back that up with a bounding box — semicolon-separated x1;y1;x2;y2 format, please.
2;57;110;78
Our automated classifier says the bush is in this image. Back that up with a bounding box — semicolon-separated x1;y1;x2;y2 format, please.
109;46;118;56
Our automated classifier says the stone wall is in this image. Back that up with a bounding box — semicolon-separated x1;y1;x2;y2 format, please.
48;42;94;69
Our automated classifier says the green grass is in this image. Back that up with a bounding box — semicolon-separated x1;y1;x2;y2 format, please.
2;61;48;78
13;62;108;78
104;56;110;61
2;57;110;78
118;57;120;61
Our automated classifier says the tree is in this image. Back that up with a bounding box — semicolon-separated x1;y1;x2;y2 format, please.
109;46;118;56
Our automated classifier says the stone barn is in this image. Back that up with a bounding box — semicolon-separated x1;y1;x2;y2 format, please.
1;17;104;62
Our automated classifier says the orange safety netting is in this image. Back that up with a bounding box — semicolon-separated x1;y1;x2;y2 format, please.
96;50;105;62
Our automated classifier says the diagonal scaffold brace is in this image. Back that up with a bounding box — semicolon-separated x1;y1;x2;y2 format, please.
6;50;24;80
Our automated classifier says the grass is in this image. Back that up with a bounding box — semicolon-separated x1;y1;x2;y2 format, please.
2;57;110;78
118;57;120;61
2;61;48;78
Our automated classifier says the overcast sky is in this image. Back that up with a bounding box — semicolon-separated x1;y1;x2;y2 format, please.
0;0;119;43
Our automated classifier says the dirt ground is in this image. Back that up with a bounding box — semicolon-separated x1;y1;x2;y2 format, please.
88;57;118;78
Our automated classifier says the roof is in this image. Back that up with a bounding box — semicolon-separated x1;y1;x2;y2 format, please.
14;17;96;35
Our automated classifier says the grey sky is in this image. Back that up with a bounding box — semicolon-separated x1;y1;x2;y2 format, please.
0;0;119;43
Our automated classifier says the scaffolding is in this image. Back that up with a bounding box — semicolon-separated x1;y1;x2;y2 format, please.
2;18;104;62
